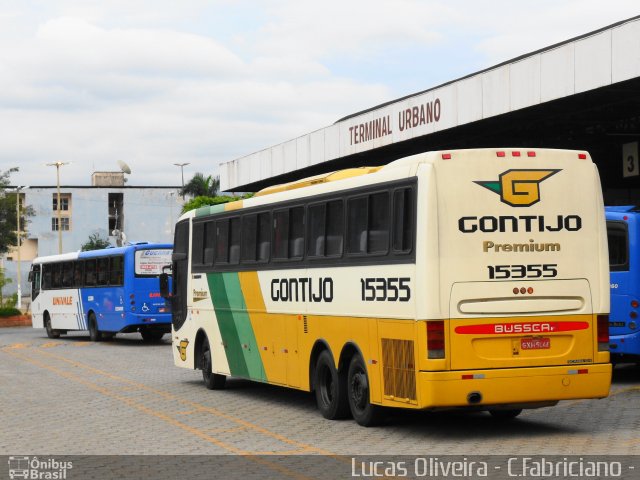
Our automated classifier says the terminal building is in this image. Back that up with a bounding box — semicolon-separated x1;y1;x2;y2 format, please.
219;15;640;207
2;172;182;302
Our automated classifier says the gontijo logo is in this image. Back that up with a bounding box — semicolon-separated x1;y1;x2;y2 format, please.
475;169;560;207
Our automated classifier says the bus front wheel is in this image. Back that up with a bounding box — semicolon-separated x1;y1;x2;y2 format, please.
347;354;383;427
314;350;349;420
44;313;60;339
88;313;102;342
201;338;226;390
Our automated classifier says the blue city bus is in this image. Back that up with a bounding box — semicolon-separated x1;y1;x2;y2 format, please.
605;206;640;363
30;242;173;342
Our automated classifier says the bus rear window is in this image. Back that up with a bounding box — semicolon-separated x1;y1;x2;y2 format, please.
607;221;628;271
135;249;172;276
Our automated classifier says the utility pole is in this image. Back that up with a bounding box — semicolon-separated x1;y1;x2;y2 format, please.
46;162;69;254
174;163;189;199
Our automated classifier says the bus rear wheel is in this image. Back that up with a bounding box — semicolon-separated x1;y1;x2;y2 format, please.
88;313;102;342
314;350;349;420
348;354;383;427
44;313;60;339
201;338;226;390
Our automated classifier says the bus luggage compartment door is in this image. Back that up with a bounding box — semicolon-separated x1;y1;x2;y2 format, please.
448;279;594;370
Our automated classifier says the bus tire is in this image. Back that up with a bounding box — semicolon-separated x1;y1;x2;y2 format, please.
314;350;349;420
141;330;164;342
88;313;102;342
201;338;226;390
489;409;522;420
347;354;383;427
44;313;60;339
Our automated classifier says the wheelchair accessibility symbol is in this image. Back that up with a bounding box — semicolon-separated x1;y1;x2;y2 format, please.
141;303;150;313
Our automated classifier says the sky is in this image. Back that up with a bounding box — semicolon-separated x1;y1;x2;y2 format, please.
1;1;639;188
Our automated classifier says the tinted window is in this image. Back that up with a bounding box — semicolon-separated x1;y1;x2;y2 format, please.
74;261;84;287
62;261;74;288
273;209;289;260
215;220;229;264
192;222;204;266
607;221;628;271
96;258;109;286
368;192;389;253
229;217;241;264
393;188;413;253
51;263;62;289
110;256;124;286
84;259;97;286
347;197;368;254
289;207;305;259
257;212;270;262
242;214;258;262
204;222;215;265
307;204;325;257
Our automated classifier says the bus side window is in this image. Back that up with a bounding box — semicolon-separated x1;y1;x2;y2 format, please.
42;264;52;290
326;200;344;257
257;212;271;262
84;259;97;286
110;256;124;286
242;214;258;263
347;197;368;254
204;221;215;266
273;209;289;260
229;217;241;264
31;265;41;300
97;258;109;286
192;222;205;267
62;261;74;288
392;188;413;254
51;263;62;289
289;207;305;260
74;261;84;287
215;219;229;264
368;192;389;254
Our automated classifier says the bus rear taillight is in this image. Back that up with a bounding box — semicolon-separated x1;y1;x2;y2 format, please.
597;314;609;351
427;320;445;359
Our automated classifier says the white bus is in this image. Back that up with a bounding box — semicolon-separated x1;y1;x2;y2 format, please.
163;148;611;426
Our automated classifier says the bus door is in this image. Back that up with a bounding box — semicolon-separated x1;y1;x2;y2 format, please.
448;280;595;371
172;221;189;330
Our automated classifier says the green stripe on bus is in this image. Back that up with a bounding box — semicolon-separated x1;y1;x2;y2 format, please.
195;204;226;217
208;273;249;378
207;272;265;381
221;272;265;381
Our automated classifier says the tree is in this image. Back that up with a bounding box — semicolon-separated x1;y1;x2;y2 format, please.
181;194;253;214
81;233;112;251
0;167;33;255
181;173;220;198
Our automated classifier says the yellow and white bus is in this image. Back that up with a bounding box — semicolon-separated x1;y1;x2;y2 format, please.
164;148;611;426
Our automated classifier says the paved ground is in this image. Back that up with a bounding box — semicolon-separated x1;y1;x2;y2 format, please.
1;327;639;478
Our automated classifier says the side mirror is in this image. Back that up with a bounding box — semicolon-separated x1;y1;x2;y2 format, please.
28;271;33;282
159;272;170;299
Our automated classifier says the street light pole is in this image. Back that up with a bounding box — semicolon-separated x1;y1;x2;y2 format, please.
14;186;29;310
46;162;69;254
173;163;189;198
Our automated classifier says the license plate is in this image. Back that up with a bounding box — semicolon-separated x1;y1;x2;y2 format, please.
521;337;550;350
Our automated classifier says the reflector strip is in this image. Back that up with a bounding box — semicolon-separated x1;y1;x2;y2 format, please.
455;321;589;335
568;369;589;375
462;374;485;380
442;153;451;160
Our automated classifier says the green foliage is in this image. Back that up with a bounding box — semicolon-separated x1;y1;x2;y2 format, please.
0;306;22;317
181;173;220;198
181;194;252;213
1;293;18;309
81;233;112;251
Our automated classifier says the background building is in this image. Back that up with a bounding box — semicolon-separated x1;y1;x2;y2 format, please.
2;171;183;306
219;15;640;207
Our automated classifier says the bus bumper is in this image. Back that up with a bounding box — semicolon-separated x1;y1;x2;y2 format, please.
610;330;640;360
413;363;611;409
